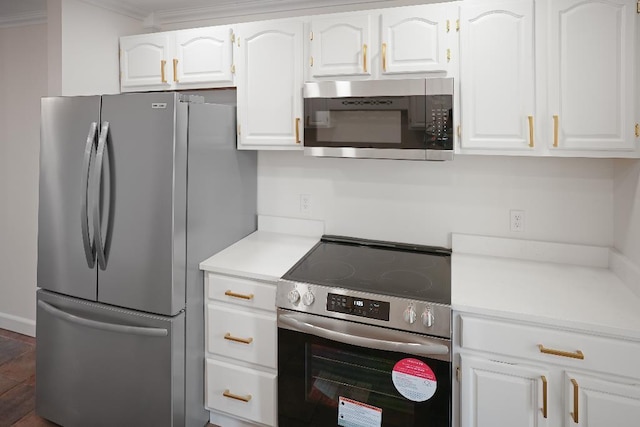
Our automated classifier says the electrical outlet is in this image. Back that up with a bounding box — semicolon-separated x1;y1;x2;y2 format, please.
300;194;312;216
510;210;525;232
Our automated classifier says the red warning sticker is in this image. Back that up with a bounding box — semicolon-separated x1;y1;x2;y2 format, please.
391;358;437;402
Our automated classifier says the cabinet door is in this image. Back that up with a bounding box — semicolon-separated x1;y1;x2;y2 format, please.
460;354;549;427
236;20;304;149
547;0;636;151
120;33;173;91
459;0;536;151
565;372;640;427
310;14;372;78
175;26;234;87
380;4;455;75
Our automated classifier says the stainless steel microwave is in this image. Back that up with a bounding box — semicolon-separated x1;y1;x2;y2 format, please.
303;78;454;161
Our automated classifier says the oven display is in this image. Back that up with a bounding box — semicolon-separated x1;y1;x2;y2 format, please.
326;293;390;321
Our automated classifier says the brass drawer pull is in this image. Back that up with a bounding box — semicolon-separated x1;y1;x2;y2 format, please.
553;115;559;147
223;389;252;403
382;42;387;72
363;44;368;73
295;117;301;144
528;115;534;147
224;332;253;345
224;290;254;300
538;344;584;360
173;58;178;82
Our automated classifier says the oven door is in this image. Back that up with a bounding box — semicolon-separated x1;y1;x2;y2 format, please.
278;310;451;427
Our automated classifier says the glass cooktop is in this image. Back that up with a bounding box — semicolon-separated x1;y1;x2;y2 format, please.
281;235;451;305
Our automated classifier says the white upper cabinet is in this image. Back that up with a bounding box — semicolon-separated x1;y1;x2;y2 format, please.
459;0;535;152
235;20;304;150
547;0;636;152
380;3;455;75
308;4;459;81
174;26;234;87
310;14;372;78
120;26;235;92
120;33;173;91
458;0;638;157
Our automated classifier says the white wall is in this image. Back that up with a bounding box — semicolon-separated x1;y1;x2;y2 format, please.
59;0;142;95
0;23;48;335
258;152;614;248
614;160;640;266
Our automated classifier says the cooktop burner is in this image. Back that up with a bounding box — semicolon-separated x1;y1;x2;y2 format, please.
281;235;451;305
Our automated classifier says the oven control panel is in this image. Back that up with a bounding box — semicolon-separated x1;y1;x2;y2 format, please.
327;293;390;321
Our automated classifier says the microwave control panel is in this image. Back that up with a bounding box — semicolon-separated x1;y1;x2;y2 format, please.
427;95;452;143
327;293;390;321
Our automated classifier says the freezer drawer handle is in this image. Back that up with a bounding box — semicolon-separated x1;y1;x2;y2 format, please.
279;313;449;357
38;300;168;337
81;122;98;268
223;389;252;403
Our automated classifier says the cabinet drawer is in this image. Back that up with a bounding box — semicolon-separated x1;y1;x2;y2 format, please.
459;315;640;379
205;358;276;426
206;273;276;312
206;303;277;369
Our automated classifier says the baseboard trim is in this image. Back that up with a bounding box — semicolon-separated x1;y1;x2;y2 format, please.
0;312;36;337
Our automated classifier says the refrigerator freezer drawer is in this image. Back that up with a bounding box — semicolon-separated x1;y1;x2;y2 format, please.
35;290;185;427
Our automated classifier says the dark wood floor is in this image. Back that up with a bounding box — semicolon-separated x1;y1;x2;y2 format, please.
0;329;56;427
0;328;217;427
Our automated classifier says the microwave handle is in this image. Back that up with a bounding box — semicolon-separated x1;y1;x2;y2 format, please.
278;313;449;357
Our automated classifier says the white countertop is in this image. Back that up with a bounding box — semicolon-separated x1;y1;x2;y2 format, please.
199;230;319;283
452;234;640;341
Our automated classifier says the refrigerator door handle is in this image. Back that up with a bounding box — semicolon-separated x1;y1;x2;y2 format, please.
81;122;98;268
93;121;109;270
37;300;169;337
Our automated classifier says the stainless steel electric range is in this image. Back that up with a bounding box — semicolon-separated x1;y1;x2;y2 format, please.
276;235;452;427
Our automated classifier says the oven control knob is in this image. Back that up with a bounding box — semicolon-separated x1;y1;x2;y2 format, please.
302;291;315;306
287;289;300;304
403;305;417;324
422;307;435;328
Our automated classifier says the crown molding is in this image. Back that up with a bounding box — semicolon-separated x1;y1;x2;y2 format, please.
0;10;46;29
79;0;146;21
151;0;425;27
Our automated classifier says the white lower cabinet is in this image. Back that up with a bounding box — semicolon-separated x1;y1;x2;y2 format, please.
205;359;277;427
455;313;640;427
205;272;278;426
460;354;549;427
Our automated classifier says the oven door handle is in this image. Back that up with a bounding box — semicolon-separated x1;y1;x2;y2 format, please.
278;313;449;357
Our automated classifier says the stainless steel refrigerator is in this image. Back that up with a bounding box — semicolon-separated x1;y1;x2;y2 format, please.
35;92;257;427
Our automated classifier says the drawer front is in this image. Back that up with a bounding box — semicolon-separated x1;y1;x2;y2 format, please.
205;358;276;426
206;273;276;312
459;314;640;379
207;303;277;369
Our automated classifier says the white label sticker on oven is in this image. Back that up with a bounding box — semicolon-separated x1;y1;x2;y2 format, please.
391;358;437;402
338;396;382;427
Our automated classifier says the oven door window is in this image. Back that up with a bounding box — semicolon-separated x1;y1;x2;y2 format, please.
278;327;451;427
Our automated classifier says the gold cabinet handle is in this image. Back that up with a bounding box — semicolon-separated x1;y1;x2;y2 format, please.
224;290;254;300
553;115;559;147
160;60;167;83
173;58;178;82
538;344;584;360
570;378;579;423
295;117;301;144
224;332;253;345
528;116;534;147
363;44;368;73
382;43;387;72
541;376;548;419
223;389;252;403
